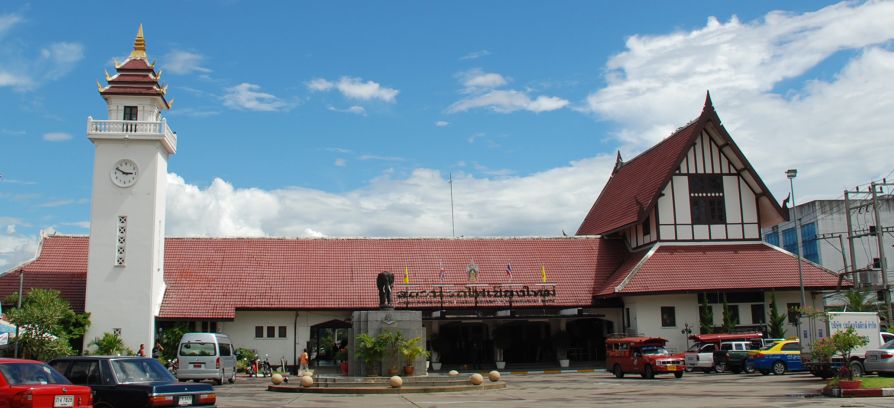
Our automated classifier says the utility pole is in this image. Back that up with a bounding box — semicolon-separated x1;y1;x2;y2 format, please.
844;190;860;286
871;181;892;320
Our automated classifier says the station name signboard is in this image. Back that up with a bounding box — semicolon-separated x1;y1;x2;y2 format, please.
395;284;557;307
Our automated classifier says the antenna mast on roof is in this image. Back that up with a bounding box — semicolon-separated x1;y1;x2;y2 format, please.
450;172;456;237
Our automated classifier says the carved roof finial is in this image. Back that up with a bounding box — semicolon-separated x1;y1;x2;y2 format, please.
129;24;147;60
613;150;624;174
703;90;714;112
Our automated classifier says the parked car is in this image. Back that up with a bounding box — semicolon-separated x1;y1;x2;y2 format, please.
714;341;757;374
0;358;93;408
606;336;685;379
49;356;215;408
176;333;237;385
748;339;804;375
684;332;763;373
864;338;894;376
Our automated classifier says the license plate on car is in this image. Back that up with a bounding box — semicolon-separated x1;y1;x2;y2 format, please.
868;355;879;361
193;363;202;368
54;395;75;408
178;395;192;406
666;365;676;371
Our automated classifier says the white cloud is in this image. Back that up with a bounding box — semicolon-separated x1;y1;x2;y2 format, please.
222;83;288;112
334;158;347;167
0;227;39;271
460;50;491;60
5;224;14;234
459;69;507;91
163;50;212;75
42;132;71;142
435;121;449;127
306;78;334;91
0;71;31;88
164;155;612;238
0;14;23;37
583;0;894;201
40;42;84;65
448;90;569;113
450;69;568;113
309;76;399;103
328;105;367;115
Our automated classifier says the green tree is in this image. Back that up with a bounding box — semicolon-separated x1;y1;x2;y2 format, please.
156;323;189;361
88;332;129;355
767;291;787;339
699;295;714;334
721;295;736;333
6;288;78;360
832;327;869;380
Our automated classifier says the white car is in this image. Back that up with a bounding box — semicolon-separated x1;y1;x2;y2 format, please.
865;338;894;376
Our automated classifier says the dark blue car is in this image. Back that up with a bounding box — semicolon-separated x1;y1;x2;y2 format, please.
49;356;216;408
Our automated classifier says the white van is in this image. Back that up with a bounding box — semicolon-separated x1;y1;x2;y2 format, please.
176;332;237;385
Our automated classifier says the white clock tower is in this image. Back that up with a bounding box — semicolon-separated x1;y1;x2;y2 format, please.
84;25;176;352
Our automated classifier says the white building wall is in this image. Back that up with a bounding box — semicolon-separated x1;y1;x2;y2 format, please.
624;291;823;353
221;311;351;366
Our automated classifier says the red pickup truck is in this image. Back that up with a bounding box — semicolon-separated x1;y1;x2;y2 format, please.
606;336;685;379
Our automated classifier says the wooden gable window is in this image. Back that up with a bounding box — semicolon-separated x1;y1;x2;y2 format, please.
689;175;725;224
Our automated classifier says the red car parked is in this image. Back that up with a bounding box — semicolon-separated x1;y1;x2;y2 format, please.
0;358;93;407
606;337;685;379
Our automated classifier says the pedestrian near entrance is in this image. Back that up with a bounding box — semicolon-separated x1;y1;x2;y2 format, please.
152;341;164;359
299;349;310;375
137;344;146;357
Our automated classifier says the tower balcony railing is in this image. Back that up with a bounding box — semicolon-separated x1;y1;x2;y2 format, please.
87;117;177;154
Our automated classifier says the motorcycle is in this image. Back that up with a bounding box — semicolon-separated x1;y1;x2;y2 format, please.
260;354;273;377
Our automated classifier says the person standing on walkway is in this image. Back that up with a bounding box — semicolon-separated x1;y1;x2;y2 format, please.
137;344;146;357
299;349;310;375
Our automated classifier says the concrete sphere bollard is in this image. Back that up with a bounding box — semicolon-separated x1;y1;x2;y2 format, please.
271;373;284;385
389;376;403;388
448;370;459;377
488;370;501;382
300;375;314;387
470;373;484;385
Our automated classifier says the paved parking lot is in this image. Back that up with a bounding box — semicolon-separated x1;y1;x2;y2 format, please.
213;372;894;407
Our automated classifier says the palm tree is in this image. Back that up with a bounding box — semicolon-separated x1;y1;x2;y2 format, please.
840;289;875;312
89;332;128;355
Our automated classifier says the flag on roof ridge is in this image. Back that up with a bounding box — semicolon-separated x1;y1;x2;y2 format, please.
541;264;547;283
505;262;513;281
403;265;410;284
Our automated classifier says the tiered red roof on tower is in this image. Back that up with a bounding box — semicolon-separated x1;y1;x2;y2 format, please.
98;25;171;108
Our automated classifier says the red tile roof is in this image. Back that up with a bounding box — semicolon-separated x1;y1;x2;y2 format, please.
1;236;625;319
0;236;87;312
576;93;786;235
595;243;844;296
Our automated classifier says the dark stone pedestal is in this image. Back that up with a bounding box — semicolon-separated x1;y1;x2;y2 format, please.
349;310;426;377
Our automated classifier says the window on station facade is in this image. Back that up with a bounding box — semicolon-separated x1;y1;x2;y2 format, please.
255;326;264;338
642;216;651;236
266;326;275;338
278;326;287;338
727;305;740;325
689;175;726;224
123;106;138;120
751;304;766;324
660;306;676;327
764;232;779;246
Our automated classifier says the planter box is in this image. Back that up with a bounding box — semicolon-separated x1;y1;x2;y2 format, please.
839;380;862;390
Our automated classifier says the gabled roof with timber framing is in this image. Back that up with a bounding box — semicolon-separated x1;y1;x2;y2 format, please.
576;92;787;236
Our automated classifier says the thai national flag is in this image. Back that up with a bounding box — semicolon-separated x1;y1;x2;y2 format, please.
505;262;513;280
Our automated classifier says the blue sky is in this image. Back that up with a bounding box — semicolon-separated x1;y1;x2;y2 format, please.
2;1;894;269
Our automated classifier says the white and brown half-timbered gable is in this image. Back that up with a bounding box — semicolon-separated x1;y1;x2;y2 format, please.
577;92;787;250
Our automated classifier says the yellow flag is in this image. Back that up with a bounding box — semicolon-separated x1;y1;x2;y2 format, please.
541;264;547;283
404;265;410;284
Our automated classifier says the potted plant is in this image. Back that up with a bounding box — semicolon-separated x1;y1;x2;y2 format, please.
355;333;385;376
400;336;430;376
554;330;572;368
809;337;837;379
379;330;405;376
830;327;869;390
492;325;512;370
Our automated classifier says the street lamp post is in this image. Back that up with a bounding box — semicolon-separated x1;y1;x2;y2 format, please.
786;169;807;310
14;270;22;358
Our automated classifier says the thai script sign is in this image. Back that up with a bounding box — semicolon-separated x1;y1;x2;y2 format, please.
395;284;557;307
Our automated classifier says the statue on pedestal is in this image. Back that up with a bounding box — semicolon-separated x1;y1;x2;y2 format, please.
376;271;395;309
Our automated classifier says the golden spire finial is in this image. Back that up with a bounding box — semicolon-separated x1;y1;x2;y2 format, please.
129;24;148;59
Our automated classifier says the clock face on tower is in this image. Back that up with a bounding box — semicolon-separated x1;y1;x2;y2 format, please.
110;159;138;187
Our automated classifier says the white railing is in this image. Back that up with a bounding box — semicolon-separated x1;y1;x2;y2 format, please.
87;117;176;142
